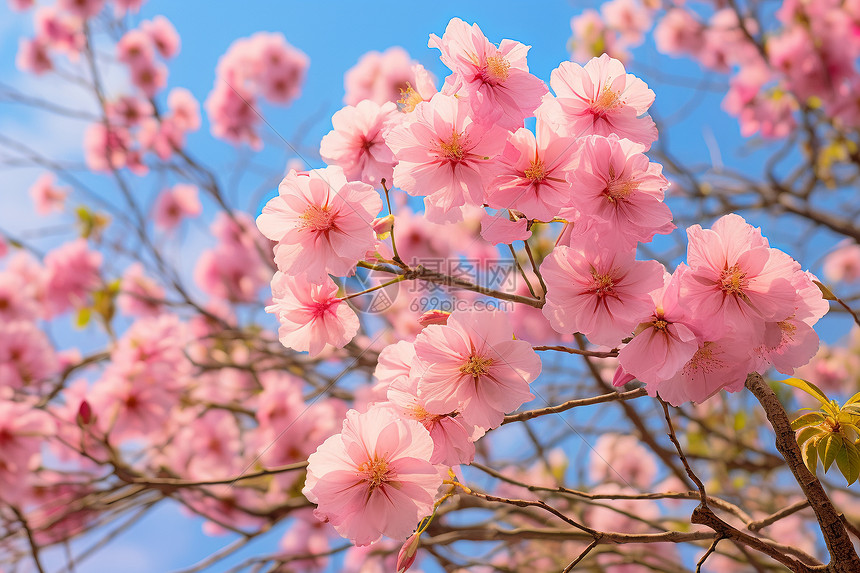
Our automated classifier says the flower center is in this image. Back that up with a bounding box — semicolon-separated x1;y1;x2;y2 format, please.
524;158;547;182
589;269;615;297
460;354;494;377
484;55;511;82
719;264;748;295
398;83;424;113
592;86;621;115
653;319;668;331
358;456;392;491
300;205;336;232
682;342;724;376
440;131;468;162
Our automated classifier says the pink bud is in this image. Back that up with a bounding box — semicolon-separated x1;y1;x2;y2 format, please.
417;309;449;327
612;365;635;388
77;400;94;426
396;532;420;573
372;214;394;235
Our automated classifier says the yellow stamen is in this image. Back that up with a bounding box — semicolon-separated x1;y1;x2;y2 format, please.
719;264;747;295
485;55;511;82
358;457;391;491
440;131;468;161
592;86;621;114
300;205;335;232
398;83;424;113
460;355;494;377
524;158;547;182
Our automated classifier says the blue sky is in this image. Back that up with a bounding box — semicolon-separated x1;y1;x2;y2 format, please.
0;1;855;571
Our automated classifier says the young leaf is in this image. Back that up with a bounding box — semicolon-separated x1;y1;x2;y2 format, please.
791;412;825;431
802;439;819;475
796;425;823;447
782;377;830;407
818;433;841;472
837;439;860;485
812;280;838;301
846;391;860;406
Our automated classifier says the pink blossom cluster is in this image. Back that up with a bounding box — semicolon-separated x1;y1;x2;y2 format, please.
205;32;309;149
574;0;860;138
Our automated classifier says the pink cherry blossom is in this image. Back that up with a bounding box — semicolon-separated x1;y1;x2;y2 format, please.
429;18;548;129
654;8;705;58
303;404;442;546
541;240;664;347
653;336;755;406
0;321;58;392
117;29;155;67
140;16;180;59
824;240;860;283
153;184;202;230
0;399;55;501
257;166;382;282
265;272;359;357
167;87;201;132
386;93;506;222
57;0;104;19
486;119;577;221
412;308;540;430
16;38;52;74
386;356;481;466
569;134;673;245
344;46;421;106
107;96;153;127
320;100;399;186
602;0;653;47
589;434;657;489
618;267;700;386
117;262;165;318
42;239;102;318
29;173;68;215
680;213;800;340
129;60;168;98
538;54;657;148
479;210;531;246
570;10;627;64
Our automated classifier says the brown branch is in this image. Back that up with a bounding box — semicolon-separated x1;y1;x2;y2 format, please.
532;345;619;358
748;500;812;533
746;372;860;572
502;388;647;424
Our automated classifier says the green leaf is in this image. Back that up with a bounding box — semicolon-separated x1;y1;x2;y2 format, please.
846;391;860;406
782;377;830;406
75;307;91;329
842;404;860;417
802;439;819;475
796;425;824;447
791;412;825;431
837;439;860;485
818;433;842;472
813;280;838;301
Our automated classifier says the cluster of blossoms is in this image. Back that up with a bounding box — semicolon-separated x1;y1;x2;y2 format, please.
205;31;309;148
569;0;860;139
248;17;832;552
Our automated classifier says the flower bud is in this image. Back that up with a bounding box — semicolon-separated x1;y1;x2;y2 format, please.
612;365;635;388
417;309;449;327
372;214;395;235
77;400;94;426
397;532;421;572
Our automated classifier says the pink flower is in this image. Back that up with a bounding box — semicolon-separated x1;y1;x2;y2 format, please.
256;166;383;282
344;47;421;106
413;308;541;430
429;18;548;129
107;96;153;127
167;87;201;132
265;272;360;357
0;399;55;501
130;60;168;98
680;214;800;340
618;267;700;385
486;119;577;221
42;239;102;318
254;33;309;104
153;184;202;230
824;240;860;283
654;8;705;58
602;0;653;46
0;321;58;392
538;54;657;148
386;93;506;222
653;337;754;406
479;210;531;245
320;100;399;186
29;173;69;215
541;240;664;347
589;434;657;489
16;38;52;75
569;10;626;64
117;262;165;318
569;134;673;245
57;0;104;19
117;29;155;67
140;16;180;59
303;405;442;546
